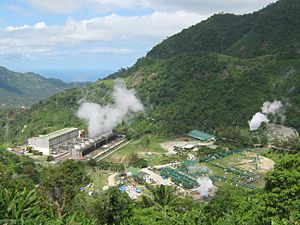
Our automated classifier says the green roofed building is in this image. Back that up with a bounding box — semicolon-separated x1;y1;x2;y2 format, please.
187;130;215;142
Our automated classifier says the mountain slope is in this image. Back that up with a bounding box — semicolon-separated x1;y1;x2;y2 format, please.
0;66;89;108
146;0;300;60
1;0;300;145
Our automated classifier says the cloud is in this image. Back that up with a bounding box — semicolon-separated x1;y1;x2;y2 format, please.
5;4;33;16
24;0;79;14
23;0;277;15
0;11;203;60
5;22;46;32
147;0;277;14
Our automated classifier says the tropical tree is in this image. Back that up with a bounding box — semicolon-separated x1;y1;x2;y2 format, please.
0;187;50;224
91;186;133;224
128;153;148;168
141;185;181;213
40;160;88;218
263;154;300;220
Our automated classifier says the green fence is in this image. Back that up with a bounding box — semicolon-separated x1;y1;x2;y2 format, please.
159;167;198;189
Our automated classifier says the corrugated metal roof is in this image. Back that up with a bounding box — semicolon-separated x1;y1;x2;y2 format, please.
38;127;79;140
187;130;215;141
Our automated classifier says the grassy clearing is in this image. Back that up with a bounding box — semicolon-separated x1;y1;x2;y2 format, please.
205;163;237;179
212;153;246;166
260;149;286;163
148;153;186;166
86;169;111;191
105;135;173;163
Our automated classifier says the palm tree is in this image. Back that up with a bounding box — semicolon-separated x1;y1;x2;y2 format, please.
0;187;48;224
141;185;180;212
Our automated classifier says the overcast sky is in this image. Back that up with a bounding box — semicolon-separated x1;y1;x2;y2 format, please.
0;0;277;81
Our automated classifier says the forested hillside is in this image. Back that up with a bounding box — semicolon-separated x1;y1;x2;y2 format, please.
146;0;300;59
0;66;89;108
1;0;300;145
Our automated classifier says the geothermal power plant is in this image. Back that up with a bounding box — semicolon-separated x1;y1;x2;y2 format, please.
27;127;125;160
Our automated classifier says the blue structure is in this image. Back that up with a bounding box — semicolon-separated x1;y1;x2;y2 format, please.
118;186;126;192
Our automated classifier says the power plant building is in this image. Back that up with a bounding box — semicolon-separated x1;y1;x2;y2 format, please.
187;130;215;142
28;128;79;155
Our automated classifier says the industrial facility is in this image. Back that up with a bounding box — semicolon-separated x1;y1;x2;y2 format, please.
28;128;80;155
70;133;120;159
27;127;124;160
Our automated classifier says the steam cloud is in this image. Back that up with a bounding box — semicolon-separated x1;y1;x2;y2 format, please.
248;101;284;131
196;177;215;197
77;79;144;137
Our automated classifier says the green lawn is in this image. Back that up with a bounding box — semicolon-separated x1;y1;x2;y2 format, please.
148;153;186;166
204;163;237;180
86;169;111;191
212;153;246;166
105;135;173;162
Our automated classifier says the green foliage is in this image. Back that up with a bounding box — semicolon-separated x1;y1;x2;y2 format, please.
40;160;89;217
263;154;300;220
46;155;54;162
205;184;269;224
141;185;180;210
0;188;43;224
146;0;300;60
0;149;40;189
90;186;134;224
94;160;125;172
128;153;148;168
0;66;88;109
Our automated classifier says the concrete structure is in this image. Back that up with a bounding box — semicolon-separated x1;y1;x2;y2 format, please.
28;128;79;155
187;130;215;142
70;134;118;159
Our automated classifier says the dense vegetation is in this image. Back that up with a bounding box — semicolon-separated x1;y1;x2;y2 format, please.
0;148;299;224
146;0;300;60
0;66;89;108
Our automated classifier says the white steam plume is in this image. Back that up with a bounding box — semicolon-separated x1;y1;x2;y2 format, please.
196;177;215;197
261;101;283;115
77;79;144;137
248;100;284;131
248;113;269;131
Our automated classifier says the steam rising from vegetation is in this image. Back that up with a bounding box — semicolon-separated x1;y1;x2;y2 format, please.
248;101;285;131
196;177;215;197
77;79;144;137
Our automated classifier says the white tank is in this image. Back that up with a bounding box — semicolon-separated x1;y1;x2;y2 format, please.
89;139;95;143
85;141;90;145
80;143;86;148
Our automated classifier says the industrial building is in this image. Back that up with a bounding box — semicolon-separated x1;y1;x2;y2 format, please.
28;128;79;155
70;133;118;159
187;130;215;142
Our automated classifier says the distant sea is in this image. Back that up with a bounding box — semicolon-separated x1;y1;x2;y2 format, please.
36;69;116;83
